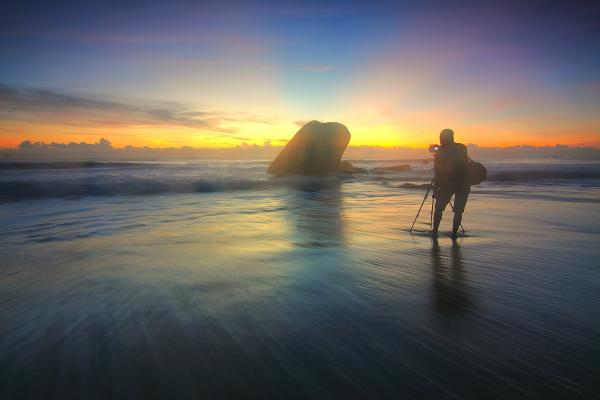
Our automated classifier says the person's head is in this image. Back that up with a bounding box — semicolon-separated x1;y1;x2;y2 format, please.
439;129;454;146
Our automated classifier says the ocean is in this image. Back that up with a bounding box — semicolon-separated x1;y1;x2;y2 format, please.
1;159;599;399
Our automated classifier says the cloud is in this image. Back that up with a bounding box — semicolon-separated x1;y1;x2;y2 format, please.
18;138;114;150
0;84;123;112
0;83;273;134
3;138;284;160
4;139;598;161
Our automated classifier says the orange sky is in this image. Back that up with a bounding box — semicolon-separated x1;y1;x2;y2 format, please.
1;1;598;149
1;115;598;150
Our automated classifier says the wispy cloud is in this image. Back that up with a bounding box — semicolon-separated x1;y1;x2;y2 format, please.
0;83;274;134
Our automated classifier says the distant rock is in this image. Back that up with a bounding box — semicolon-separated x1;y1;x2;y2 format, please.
267;120;351;176
371;164;411;174
339;160;367;174
396;183;430;190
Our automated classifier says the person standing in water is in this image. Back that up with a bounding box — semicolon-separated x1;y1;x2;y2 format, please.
432;129;470;239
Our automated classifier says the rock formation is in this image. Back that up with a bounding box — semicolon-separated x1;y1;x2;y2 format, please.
267;120;351;176
371;164;411;174
339;160;367;174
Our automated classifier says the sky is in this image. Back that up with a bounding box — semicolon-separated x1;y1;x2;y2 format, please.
0;0;599;149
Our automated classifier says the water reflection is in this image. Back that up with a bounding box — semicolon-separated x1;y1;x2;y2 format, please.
284;178;345;248
430;239;474;316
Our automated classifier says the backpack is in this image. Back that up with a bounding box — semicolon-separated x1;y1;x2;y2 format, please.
467;159;487;185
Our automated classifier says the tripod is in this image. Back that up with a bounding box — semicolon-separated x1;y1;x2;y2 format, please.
409;178;465;234
409;178;434;232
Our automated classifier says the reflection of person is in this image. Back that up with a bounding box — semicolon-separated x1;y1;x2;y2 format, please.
432;129;470;239
431;239;471;315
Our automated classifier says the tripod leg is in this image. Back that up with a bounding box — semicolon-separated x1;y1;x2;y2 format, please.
409;191;428;232
430;194;434;230
409;178;434;232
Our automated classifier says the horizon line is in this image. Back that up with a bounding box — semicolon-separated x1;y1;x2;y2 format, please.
2;138;599;151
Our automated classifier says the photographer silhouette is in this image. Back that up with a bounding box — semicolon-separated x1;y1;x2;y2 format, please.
431;129;470;239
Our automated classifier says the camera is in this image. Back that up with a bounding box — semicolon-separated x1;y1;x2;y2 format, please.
428;144;440;153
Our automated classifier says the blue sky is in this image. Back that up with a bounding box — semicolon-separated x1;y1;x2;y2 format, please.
1;0;598;147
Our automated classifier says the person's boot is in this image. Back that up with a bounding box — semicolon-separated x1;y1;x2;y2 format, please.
451;212;462;239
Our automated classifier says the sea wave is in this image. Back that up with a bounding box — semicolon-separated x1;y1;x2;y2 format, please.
370;168;600;183
487;169;600;182
1;164;599;200
0;160;274;170
0;177;347;200
0;161;159;169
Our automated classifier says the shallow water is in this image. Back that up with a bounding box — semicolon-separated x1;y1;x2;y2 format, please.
1;160;599;399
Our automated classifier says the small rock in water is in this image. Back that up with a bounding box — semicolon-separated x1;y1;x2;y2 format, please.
372;164;412;174
339;160;368;174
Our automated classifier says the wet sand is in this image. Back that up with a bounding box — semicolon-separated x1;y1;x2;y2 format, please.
1;182;599;399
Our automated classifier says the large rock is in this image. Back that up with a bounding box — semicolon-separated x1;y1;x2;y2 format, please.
267;120;351;176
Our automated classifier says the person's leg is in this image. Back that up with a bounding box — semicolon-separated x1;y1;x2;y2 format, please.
432;190;450;237
451;212;462;239
432;207;443;237
451;187;470;238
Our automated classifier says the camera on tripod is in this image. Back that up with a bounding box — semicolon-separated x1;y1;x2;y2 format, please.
428;144;440;154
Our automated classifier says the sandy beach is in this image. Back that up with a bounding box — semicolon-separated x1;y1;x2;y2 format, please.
1;159;598;399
